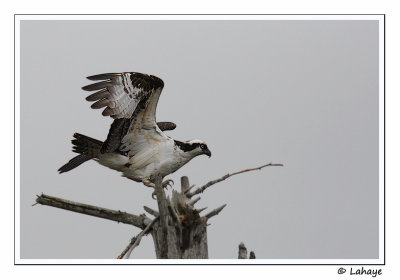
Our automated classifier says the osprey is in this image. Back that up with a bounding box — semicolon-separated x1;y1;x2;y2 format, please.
58;72;211;190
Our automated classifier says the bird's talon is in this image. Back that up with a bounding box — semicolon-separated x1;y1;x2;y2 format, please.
162;179;174;189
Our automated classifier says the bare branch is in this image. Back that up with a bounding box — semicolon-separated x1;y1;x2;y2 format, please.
188;196;201;206
180;176;190;193
183;185;196;195
35;194;149;229
118;217;159;259
187;162;283;198
195;207;208;214
204;204;227;220
143;206;159;217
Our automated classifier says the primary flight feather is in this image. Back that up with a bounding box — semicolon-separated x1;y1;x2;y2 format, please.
58;72;211;189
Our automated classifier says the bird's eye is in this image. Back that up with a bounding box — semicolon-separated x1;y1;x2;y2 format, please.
200;144;205;149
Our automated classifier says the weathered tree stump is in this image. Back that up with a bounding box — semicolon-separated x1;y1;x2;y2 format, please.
148;175;224;258
238;242;256;259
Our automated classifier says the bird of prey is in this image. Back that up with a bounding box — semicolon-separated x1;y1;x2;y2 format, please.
58;72;211;190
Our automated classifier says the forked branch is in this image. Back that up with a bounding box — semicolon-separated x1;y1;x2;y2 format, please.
187;162;283;198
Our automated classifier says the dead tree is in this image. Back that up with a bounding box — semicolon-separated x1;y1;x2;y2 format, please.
35;163;282;259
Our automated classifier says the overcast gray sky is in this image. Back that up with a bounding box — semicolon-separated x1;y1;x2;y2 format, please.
19;19;379;260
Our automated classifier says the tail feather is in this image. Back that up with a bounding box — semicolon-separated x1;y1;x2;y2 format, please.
58;154;93;173
58;133;103;173
72;133;103;157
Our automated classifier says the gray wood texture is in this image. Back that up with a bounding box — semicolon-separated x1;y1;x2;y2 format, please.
150;175;209;258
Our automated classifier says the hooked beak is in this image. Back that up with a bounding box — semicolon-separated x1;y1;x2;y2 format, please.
204;148;212;157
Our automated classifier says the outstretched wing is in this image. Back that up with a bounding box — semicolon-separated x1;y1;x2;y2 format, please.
83;72;164;119
82;72;168;154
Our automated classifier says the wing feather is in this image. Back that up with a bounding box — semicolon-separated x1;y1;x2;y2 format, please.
82;81;112;91
91;98;109;109
83;72;164;119
120;88;166;157
86;73;122;81
83;72;167;154
85;89;109;101
101;118;131;154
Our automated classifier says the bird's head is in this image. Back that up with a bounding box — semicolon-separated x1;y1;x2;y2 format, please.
188;140;212;157
176;139;211;158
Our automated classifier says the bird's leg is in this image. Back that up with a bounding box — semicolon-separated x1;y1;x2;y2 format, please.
142;178;158;200
142;177;174;199
142;178;174;188
142;177;155;188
